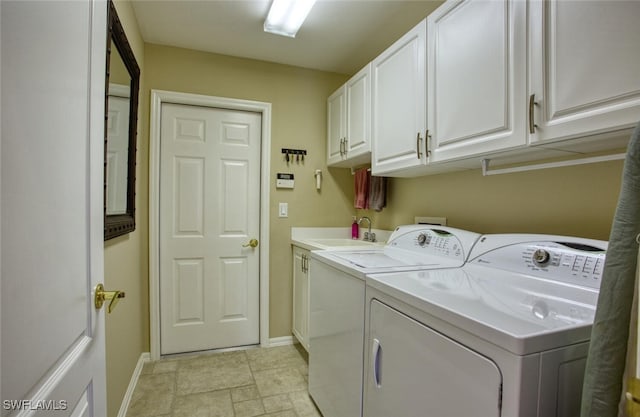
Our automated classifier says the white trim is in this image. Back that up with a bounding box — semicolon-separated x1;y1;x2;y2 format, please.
481;153;626;176
117;353;150;417
268;336;296;347
149;89;271;360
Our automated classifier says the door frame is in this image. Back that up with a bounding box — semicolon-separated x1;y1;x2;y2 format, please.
149;89;271;360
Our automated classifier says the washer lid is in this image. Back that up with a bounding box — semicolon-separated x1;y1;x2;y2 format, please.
366;265;598;355
310;225;481;274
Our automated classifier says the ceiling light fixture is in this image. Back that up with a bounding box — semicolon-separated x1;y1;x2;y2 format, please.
264;0;317;38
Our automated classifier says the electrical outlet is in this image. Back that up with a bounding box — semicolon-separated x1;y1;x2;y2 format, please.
414;216;447;226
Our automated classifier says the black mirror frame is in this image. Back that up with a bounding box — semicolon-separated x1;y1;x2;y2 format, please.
104;0;140;240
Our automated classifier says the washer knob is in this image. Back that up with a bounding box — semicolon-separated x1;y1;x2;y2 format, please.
532;249;551;266
417;233;427;246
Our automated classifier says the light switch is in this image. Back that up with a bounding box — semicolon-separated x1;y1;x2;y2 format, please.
279;202;288;218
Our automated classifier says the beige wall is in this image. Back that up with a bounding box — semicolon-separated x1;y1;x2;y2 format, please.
104;2;148;417
143;44;353;338
357;158;624;241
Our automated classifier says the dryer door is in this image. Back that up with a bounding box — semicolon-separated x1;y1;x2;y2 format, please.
364;299;503;417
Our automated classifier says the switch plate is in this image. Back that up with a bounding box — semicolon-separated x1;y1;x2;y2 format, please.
279;202;288;218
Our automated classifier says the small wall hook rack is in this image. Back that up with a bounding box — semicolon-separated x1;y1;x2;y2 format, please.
282;148;307;163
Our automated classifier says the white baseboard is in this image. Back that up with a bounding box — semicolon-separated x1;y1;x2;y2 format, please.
268;336;295;347
117;352;151;417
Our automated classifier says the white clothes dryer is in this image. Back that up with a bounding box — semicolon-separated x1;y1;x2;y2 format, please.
363;234;607;417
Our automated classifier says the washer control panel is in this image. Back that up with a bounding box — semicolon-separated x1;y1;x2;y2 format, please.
389;229;464;260
471;240;606;289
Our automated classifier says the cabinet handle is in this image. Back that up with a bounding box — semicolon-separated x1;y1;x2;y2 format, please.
372;338;382;388
339;138;344;156
426;129;431;157
343;138;348;156
529;94;538;134
416;133;423;159
302;254;306;272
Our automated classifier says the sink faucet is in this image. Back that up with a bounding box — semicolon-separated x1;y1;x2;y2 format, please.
358;216;375;242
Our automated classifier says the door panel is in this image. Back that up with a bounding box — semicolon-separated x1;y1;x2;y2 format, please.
327;87;345;164
160;103;261;354
364;299;502;417
428;0;527;161
529;0;640;143
371;19;427;174
1;0;106;415
345;66;370;157
174;259;205;324
174;157;205;235
221;160;249;233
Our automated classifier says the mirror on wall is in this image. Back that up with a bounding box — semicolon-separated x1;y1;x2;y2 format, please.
105;0;140;240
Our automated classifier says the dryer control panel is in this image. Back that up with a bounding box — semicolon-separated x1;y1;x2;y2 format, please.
387;226;481;262
469;235;607;289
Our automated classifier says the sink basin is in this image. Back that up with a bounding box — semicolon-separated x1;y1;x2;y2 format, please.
310;238;378;246
300;238;382;249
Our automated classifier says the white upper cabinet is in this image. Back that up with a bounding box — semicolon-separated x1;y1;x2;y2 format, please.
427;0;527;163
327;64;371;167
528;0;640;146
327;86;346;164
371;19;427;176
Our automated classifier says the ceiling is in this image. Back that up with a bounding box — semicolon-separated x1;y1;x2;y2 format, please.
131;0;443;75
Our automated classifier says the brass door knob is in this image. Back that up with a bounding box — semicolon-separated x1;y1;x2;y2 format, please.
94;283;125;313
243;239;259;248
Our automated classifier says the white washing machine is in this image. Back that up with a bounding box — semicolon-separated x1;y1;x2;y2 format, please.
363;234;607;417
308;225;481;417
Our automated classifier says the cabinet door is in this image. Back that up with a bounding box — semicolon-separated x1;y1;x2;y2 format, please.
364;300;502;417
345;63;371;162
292;247;309;350
427;0;527;162
372;19;427;175
529;0;640;144
327;86;346;166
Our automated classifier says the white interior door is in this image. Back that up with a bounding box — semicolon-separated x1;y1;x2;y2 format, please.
159;103;262;355
1;0;107;415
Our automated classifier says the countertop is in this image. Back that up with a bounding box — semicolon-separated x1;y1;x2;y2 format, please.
291;227;391;251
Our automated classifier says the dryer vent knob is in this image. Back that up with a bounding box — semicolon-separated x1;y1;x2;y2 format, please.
532;249;551;266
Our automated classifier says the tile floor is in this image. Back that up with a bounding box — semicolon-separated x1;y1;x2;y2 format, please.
126;344;322;417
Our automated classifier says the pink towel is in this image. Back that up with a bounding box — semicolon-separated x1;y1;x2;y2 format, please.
354;168;370;209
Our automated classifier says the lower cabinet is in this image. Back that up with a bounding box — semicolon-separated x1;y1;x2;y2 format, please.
292;245;310;351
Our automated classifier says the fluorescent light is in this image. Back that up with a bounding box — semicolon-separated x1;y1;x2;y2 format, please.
264;0;317;38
